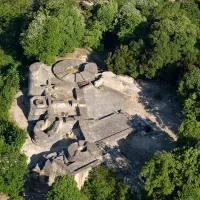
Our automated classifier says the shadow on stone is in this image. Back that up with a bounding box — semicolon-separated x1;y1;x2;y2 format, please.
50;138;77;151
28;151;49;170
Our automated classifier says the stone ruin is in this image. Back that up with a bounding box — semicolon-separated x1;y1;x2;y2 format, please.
28;59;143;185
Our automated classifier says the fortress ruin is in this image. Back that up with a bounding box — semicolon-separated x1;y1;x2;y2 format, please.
27;59;164;186
28;59;174;188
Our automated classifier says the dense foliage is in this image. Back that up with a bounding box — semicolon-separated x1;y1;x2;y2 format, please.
46;166;132;200
0;139;27;199
83;1;118;49
0;66;20;119
178;68;200;120
0;63;27;199
105;0;200;79
0;67;27;198
0;73;27;199
21;1;84;64
0;1;30;197
81;166;133;200
141;145;200;200
46;175;82;200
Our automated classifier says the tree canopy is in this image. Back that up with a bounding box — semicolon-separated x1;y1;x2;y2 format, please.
83;1;118;49
106;0;199;79
81;166;132;200
21;3;84;64
141;145;200;200
0;139;27;198
46;175;82;200
178;68;200;120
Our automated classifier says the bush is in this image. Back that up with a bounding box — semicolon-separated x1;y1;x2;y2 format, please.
0;120;26;149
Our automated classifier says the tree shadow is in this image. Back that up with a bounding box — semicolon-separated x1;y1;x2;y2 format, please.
24;172;49;200
137;79;183;134
0;17;26;61
16;88;29;119
88;52;107;71
15;88;36;138
101;114;176;192
28;151;49;170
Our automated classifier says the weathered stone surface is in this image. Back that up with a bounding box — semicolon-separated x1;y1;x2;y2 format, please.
84;63;98;74
28;59;143;186
53;59;83;81
79;112;134;143
67;141;101;162
94;72;141;96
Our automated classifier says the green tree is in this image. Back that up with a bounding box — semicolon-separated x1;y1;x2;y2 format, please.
0;0;32;59
106;1;199;79
21;11;61;64
178;68;200;119
41;0;78;10
53;7;85;56
141;151;177;199
145;12;198;78
114;1;146;43
178;119;200;146
0;66;20;120
106;40;145;78
0;0;32;33
141;145;200;199
182;93;200;119
178;187;200;200
178;68;200;101
83;1;118;49
0;139;27;198
0;120;26;149
95;1;118;31
81;166;132;200
83;23;103;49
180;0;200;27
0;49;14;68
21;6;84;64
46;175;82;200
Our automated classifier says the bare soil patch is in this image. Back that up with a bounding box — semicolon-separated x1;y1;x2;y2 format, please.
56;48;89;62
0;194;8;200
10;88;29;130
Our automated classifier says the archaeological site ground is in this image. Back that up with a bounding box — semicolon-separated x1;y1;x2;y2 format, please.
10;54;182;199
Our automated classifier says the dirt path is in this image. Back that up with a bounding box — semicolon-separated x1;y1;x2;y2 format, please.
0;194;8;200
10;89;28;130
